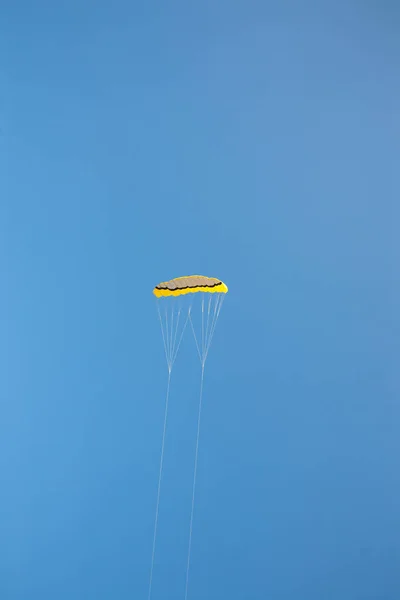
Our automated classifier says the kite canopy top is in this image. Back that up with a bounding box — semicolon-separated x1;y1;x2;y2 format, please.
153;275;228;298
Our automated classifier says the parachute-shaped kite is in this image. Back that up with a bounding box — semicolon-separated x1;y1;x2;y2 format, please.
153;275;228;297
148;275;228;600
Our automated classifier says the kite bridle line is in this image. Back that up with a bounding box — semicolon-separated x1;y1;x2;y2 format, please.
149;285;226;600
148;299;191;600
184;292;225;600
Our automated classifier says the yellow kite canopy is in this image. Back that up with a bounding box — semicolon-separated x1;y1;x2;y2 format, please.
153;275;228;298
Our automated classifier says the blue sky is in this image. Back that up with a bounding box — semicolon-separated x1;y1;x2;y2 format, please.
0;1;398;598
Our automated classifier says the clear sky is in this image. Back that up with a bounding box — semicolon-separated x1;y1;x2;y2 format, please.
0;1;398;599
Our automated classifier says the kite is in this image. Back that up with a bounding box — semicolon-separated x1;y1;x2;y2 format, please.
148;275;228;600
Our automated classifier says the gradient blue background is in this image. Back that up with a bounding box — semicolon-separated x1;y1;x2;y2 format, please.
0;1;398;599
